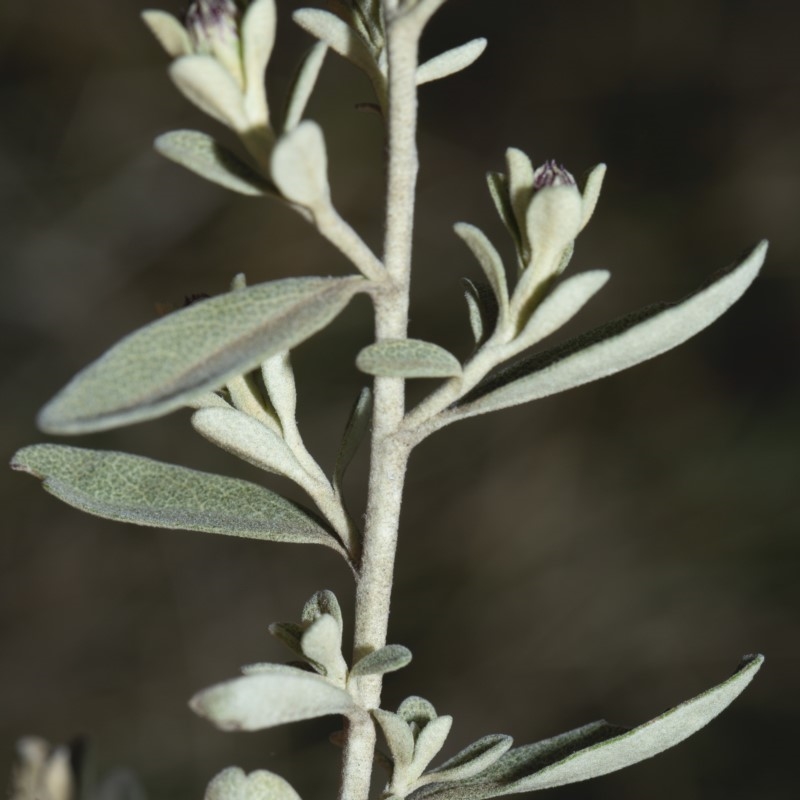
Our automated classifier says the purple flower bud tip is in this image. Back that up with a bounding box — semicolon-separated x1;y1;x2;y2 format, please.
533;159;576;189
185;0;240;43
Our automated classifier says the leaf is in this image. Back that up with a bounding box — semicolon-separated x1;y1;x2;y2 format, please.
205;767;301;800
454;224;509;321
417;38;487;86
374;710;415;768
270;121;330;207
267;622;307;661
409;655;764;800
301;614;348;684
455;242;767;421
141;10;191;58
397;696;438;729
284;42;328;132
261;352;298;430
11;445;341;550
191;664;356;731
423;735;514;784
191;407;308;484
155;130;271;196
514;270;609;349
351;645;412;677
302;589;344;628
486;172;523;254
38;276;363;434
293;8;376;77
410;716;454;780
356;339;462;379
462;280;485;344
169;55;248;131
241;0;277;126
579;163;607;230
334;386;373;489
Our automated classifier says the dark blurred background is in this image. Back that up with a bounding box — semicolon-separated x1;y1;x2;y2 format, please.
1;1;798;799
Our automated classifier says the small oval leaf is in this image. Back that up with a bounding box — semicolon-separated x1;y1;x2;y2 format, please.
356;339;462;379
270;120;330;207
417;38;487;86
374;710;415;768
11;445;341;550
155;130;270;196
191;664;355;731
141;10;191;58
351;645;412;677
455;242;767;421
38;276;363;434
205;767;301;800
169;55;247;131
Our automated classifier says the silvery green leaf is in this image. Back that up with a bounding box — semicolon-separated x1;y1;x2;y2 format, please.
169;55;248;131
410;716;453;781
514;270;609;349
486;172;523;256
154;130;270;196
190;664;356;731
463;280;485;344
350;645;412;677
410;655;763;800
284;43;328;132
192;408;307;484
302;589;344;629
270;121;330;207
268;621;305;655
301;614;348;684
417;38;487;86
356;339;462;378
398;696;438;728
334;387;372;490
38;276;363;434
184;391;232;410
11;445;340;550
241;0;277;126
423;735;514;784
293;8;377;77
374;710;415;768
205;766;301;800
141;10;191;58
580;163;607;230
455;242;767;420
454;224;509;321
505;149;535;251
261;352;297;429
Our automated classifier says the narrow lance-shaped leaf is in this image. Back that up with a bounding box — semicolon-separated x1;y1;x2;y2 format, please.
11;445;343;552
454;242;767;421
191;664;356;731
283;42;328;132
334;386;372;490
357;339;462;378
417;38;487;86
454;223;509;322
155;130;272;196
38;276;364;434
409;654;764;800
422;735;514;785
293;9;376;77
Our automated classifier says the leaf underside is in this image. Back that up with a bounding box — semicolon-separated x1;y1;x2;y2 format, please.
409;655;763;800
38;276;364;434
356;338;462;378
11;444;341;550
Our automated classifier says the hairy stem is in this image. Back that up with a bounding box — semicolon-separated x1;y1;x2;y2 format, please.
338;8;423;800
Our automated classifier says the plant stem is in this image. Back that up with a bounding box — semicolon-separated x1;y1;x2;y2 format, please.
338;8;423;800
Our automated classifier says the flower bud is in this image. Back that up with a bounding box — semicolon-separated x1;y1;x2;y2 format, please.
186;0;244;88
524;159;583;279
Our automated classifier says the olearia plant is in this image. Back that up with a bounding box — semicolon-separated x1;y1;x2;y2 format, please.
10;2;767;799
